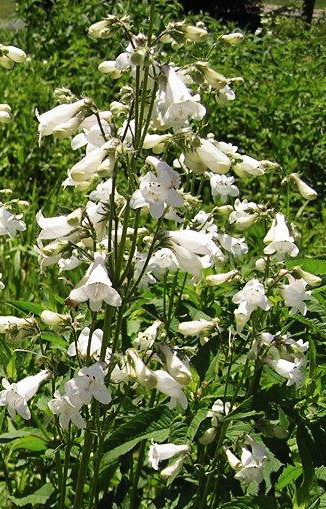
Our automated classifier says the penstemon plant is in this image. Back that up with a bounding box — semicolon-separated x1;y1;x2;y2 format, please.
0;2;324;509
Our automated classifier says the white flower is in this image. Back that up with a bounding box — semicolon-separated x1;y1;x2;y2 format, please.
0;316;36;333
0;104;12;123
207;399;230;426
233;279;271;331
184;139;231;174
68;362;111;405
67;327;103;358
266;358;305;387
98;60;122;79
48;390;85;429
133;320;162;350
148;248;179;280
154;369;188;409
280;275;311;315
148;441;190;470
131;156;183;219
0;204;26;237
221;33;244;44
41;310;70;326
206;270;238;286
126;349;157;389
216;233;248;256
160;455;186;478
229;199;260;229
36;98;91;142
0;44;26;69
209;173;239;202
263;214;299;260
225;435;267;483
154;65;206;130
0;370;49;420
159;344;192;386
233;155;265;177
69;140;115;184
69;252;121;311
36;210;78;240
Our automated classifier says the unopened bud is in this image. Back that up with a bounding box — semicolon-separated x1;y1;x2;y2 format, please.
98;60;122;79
40;310;71;326
221;33;244;44
160;456;185;479
255;258;266;272
126;348;157;389
293;266;322;287
159;344;192;386
178;319;216;336
206;270;238;286
290;173;317;200
199;427;217;445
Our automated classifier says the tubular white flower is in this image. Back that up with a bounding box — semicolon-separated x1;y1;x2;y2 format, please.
0;370;49;420
0;44;26;63
48;390;85;429
159;344;192;386
67;327;103;358
233;155;265;177
36;210;77;240
36;98;91;142
148;441;190;470
280;275;311;315
0;204;26;237
69;252;122;311
263;213;299;260
40;310;70;326
206;270;238;286
126;349;157;389
0;316;36;333
178;319;216;336
68;362;111;405
233;279;271;331
209;173;239;201
133;320;162;350
153;369;188;409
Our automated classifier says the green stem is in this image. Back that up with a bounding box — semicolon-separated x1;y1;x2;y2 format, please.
72;427;94;509
59;426;72;509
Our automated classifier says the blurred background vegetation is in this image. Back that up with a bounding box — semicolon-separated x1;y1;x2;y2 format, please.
0;0;325;305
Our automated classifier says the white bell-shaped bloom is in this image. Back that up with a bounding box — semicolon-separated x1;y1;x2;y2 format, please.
266;358;305;387
159;344;192;386
233;279;271;331
206;270;238;286
209;173;239;201
67;327;103;358
0;204;26;237
184;139;231;175
229;199;260;229
225;435;267;483
156;65;206;130
148;441;190;470
233;155;265;177
178;319;216;336
68;362;111;405
69;252;121;311
148;248;179;280
36;210;78;240
216;233;248;256
48;390;85;429
280;275;311;315
69;140;113;183
0;316;36;333
154;369;188;409
133;320;162;351
36;98;91;142
263;214;299;260
0;370;49;420
126;349;157;389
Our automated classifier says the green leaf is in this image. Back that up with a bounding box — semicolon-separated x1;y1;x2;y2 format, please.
9;436;47;452
0;428;46;443
286;258;326;275
6;300;43;316
102;405;173;465
276;464;302;490
186;409;208;442
296;422;316;485
8;483;54;506
41;332;67;347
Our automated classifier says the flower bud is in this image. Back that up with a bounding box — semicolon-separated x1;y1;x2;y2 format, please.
0;110;13;123
160;456;185;479
40;310;71;326
206;270;238;286
0;45;26;63
178;319;216;336
216;205;233;216
199;427;217;445
255;258;266;272
221;33;244;44
98;60;122;79
88;19;111;38
195;61;228;90
293;266;322;287
290;173;317;200
0;316;36;333
126;348;157;389
0;56;14;69
182;25;208;41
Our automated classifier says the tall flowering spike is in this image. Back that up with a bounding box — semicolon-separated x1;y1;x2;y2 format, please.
69;252;122;311
0;370;49;420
